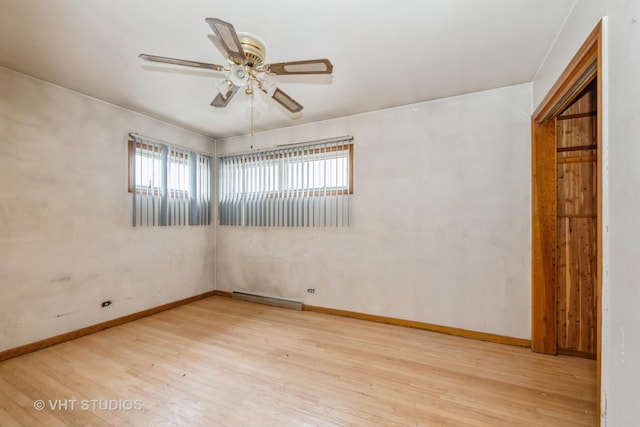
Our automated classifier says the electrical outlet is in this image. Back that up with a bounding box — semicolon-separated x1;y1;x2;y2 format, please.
101;300;112;308
307;288;315;294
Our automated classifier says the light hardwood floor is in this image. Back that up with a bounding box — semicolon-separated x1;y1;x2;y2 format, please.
0;297;596;426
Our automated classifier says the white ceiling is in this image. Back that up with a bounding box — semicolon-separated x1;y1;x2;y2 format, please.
0;0;575;139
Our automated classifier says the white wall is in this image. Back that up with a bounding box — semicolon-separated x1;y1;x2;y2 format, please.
0;67;216;352
601;2;640;425
216;83;532;339
533;1;640;424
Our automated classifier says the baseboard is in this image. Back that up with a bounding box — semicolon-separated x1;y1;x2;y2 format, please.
231;291;303;310
1;290;530;363
303;304;531;348
216;290;531;347
0;290;216;363
213;290;232;298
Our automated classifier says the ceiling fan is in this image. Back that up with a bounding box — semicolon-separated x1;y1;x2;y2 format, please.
139;17;333;113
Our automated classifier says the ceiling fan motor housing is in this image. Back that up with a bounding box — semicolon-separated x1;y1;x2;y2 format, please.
237;32;266;68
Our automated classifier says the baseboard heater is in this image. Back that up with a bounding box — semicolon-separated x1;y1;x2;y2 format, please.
231;291;303;311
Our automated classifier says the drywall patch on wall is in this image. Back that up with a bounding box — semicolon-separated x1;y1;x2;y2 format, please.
216;83;532;339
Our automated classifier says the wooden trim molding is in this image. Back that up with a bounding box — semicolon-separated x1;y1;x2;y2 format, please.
531;21;603;355
213;290;233;298
533;23;601;122
531;118;558;354
303;305;531;348
214;291;530;347
0;291;216;363
531;19;603;424
595;28;604;424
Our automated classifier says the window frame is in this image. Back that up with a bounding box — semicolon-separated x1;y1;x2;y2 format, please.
218;138;353;227
128;138;212;227
281;144;354;197
226;143;354;199
127;140;191;197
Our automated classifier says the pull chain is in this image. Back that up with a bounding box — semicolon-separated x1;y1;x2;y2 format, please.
251;84;255;138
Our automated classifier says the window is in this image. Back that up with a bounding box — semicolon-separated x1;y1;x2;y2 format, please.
129;143;190;195
128;136;211;226
219;136;353;227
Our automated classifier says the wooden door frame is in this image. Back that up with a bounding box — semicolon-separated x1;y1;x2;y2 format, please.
531;21;603;421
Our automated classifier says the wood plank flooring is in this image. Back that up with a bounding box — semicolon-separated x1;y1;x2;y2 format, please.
0;297;596;426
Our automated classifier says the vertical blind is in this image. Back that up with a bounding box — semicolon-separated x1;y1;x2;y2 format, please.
130;134;211;226
219;136;353;227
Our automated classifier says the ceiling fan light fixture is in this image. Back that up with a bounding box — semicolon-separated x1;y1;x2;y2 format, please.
229;64;249;87
216;79;233;98
260;80;277;97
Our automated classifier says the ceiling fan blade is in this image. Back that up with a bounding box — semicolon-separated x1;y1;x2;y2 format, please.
211;86;239;108
266;59;333;75
267;87;303;113
205;18;245;64
139;54;225;71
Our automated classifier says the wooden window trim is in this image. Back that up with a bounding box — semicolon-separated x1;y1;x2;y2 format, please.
230;143;354;197
128;140;135;193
